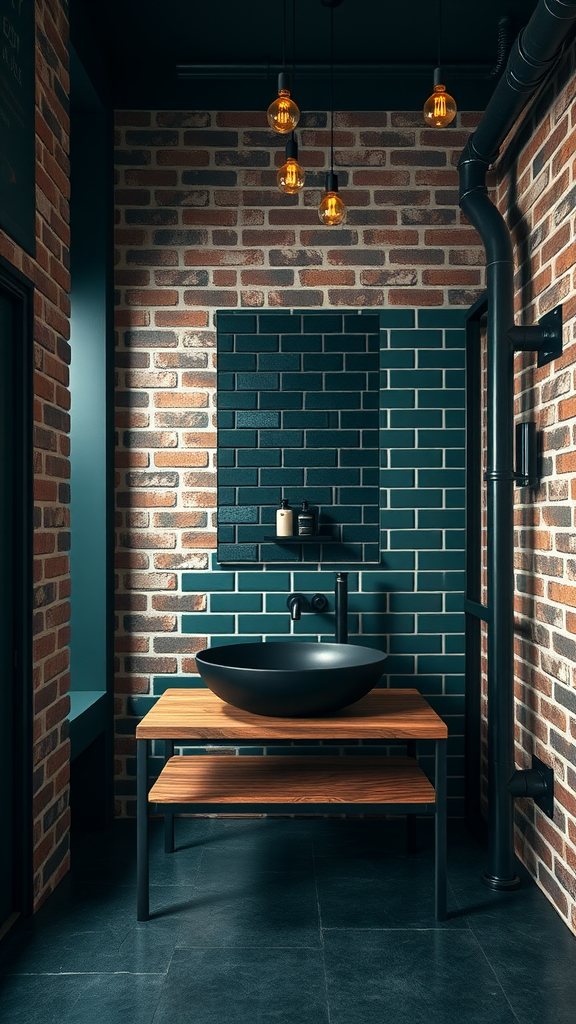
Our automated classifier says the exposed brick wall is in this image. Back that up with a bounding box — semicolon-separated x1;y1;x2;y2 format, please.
113;108;485;814
0;0;71;909
496;43;576;933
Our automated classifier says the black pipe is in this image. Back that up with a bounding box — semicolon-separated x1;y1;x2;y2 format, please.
458;0;576;890
335;572;348;644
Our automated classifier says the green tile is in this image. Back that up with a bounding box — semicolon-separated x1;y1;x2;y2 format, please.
445;330;466;348
218;451;235;467
446;410;465;428
259;313;301;332
379;309;415;327
345;313;380;332
391;328;442;349
238;572;291;591
361;613;414;633
446;370;465;389
390;530;442;550
281;334;322;352
308;429;358;447
260;392;303;410
218;543;258;561
380;551;415;569
380;510;415;529
418;469;465;488
236;410;281;428
219;429;257;448
237;614;290;634
303;313;343;332
342;525;377;543
342;449;378;467
445;673;466;692
217;313;257;332
385;654;415;674
308;468;360;485
417;655;466;674
218;526;235;543
238;486;281;504
237;450;281;467
219;468;257;486
235;335;279;353
341;411;378;429
258;352;301;371
325;334;366;353
389;635;442;654
418;429;465;448
446;635;465;653
259;430;303;448
417;613;465;633
445;451;465;468
445;488;465;506
218;353;256;371
217;393;258;409
390;409;442;428
183;572;235;592
339;486;378;505
284;411;329;428
345;353;379;372
182;614;235;633
380;469;414;487
260;468;304;485
418;509;465;528
418;389;464;408
390;489;443;509
284;449;336;467
303;353;343;371
308;395;362;413
237;372;279;390
325;372;367;391
218;506;258;524
380;429;415;448
389;593;442;612
419;551;465;571
217;411;234;429
380;350;415;368
416;571;465;591
390;450;442;468
359;571;414;590
282;372;323;391
211;593;262;612
390;369;442;389
418;350;465;369
446;530;466;549
349;593;387;612
417;309;467;328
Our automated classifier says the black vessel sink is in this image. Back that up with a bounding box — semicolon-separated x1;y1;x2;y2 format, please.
195;641;388;717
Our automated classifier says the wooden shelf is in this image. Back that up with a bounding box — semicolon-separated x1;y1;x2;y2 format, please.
136;689;448;741
149;755;436;807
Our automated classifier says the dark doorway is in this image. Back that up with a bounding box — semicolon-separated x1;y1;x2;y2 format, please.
0;258;33;936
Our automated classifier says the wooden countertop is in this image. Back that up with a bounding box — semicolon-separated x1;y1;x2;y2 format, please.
135;688;447;740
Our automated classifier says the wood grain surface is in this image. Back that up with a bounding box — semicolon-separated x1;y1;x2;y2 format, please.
136;688;447;740
148;755;436;805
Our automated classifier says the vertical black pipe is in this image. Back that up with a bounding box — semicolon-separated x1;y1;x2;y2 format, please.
335;572;348;644
458;0;576;889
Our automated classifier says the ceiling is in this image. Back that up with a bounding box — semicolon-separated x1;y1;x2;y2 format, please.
75;0;541;111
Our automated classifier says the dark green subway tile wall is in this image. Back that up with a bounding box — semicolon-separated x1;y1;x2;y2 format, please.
216;310;380;564
183;307;468;813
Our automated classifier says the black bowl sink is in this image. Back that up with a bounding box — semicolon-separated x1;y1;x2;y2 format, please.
195;641;388;717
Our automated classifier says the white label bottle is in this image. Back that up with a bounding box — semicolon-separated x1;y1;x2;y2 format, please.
276;499;293;537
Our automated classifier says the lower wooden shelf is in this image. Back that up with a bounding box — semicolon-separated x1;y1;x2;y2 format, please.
148;755;436;807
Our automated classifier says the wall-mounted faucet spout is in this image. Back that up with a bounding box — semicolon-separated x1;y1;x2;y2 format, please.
335;572;348;644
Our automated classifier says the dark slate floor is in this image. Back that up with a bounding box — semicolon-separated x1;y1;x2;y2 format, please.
1;816;575;1024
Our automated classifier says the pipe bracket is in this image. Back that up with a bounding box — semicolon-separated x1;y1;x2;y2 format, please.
508;304;563;366
507;755;554;818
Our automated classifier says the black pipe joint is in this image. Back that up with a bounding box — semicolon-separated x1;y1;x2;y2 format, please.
507;768;548;800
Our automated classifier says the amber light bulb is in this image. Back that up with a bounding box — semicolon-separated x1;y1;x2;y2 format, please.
423;67;456;128
277;134;305;194
318;172;347;226
267;72;300;134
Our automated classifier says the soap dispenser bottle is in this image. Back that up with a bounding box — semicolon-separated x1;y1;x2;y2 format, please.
297;499;315;537
276;499;293;537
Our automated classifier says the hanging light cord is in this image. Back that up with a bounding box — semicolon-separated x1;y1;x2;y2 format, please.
282;0;286;71
437;0;442;68
292;0;296;84
330;4;334;173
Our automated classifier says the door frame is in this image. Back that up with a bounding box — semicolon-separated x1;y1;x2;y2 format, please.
0;254;34;927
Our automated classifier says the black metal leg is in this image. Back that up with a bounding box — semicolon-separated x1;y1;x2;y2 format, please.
407;740;417;853
164;740;175;854
435;738;447;921
137;738;149;921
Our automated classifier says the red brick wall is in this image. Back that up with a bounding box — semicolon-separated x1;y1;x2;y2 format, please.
0;0;72;909
497;43;576;933
113;108;485;814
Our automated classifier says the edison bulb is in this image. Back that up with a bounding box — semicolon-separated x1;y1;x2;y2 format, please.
423;83;457;128
267;90;300;134
318;191;347;226
277;157;305;194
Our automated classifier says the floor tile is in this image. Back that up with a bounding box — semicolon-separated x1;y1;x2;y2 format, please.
151;947;328;1024
323;929;518;1024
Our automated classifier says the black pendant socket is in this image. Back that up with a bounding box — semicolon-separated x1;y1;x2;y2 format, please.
285;134;298;161
278;71;291;93
326;170;339;193
433;66;443;87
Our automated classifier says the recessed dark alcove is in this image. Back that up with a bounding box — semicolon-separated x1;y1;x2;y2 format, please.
216;310;381;564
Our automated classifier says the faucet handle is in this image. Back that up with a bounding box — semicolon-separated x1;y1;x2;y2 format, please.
311;593;328;612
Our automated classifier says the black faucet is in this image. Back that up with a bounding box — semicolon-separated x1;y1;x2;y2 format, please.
335;572;348;644
287;593;305;620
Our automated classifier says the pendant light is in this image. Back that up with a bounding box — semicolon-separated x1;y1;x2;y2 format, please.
423;0;457;128
277;132;306;193
318;0;346;226
276;4;305;193
267;0;300;134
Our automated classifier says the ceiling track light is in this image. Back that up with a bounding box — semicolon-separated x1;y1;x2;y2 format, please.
318;0;346;226
267;0;300;134
423;0;457;128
